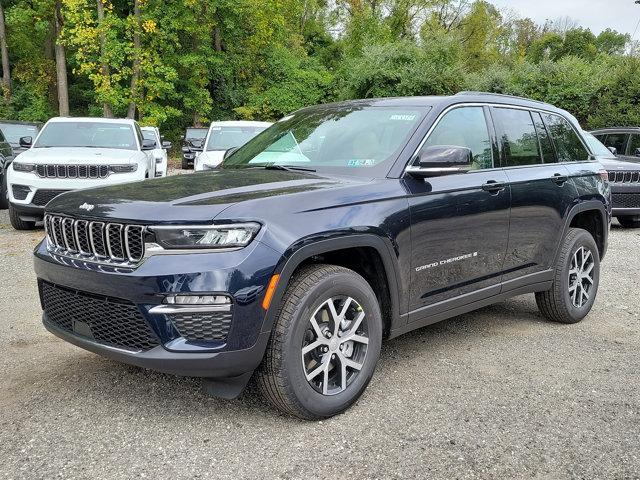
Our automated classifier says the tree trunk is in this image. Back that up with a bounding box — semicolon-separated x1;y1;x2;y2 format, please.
54;0;69;116
96;0;113;117
0;0;11;99
126;0;140;119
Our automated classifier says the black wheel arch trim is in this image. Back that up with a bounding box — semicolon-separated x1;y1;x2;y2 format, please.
261;234;404;337
557;199;609;262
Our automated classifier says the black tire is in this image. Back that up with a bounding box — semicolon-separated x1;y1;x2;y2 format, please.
536;228;600;324
617;216;640;228
8;204;36;230
181;158;190;169
257;264;383;420
0;172;8;209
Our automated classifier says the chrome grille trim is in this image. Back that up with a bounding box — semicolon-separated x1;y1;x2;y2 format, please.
35;164;110;179
44;214;146;266
608;170;640;183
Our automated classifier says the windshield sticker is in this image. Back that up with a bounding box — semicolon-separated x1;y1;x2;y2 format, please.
390;114;417;121
347;159;375;167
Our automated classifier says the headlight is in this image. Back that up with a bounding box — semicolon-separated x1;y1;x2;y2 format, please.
109;164;138;173
152;223;261;249
12;162;35;172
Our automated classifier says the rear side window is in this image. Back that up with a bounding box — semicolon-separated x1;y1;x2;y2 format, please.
532;112;557;163
543;114;590;162
492;108;541;166
423;106;493;169
601;133;628;155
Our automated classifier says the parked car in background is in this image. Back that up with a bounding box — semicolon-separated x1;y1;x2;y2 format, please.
181;127;208;169
34;93;609;419
584;131;640;228
193;121;272;171
7;117;157;230
141;126;171;177
0;120;41;157
591;127;640;163
0;127;16;209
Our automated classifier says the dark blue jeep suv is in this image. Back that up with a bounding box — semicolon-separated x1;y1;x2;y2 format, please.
34;93;611;419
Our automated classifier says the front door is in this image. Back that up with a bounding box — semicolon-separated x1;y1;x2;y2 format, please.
407;105;511;320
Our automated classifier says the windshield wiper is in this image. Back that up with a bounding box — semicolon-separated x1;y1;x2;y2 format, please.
264;164;316;172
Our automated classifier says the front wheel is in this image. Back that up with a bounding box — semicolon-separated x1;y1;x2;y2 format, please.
0;173;8;209
257;264;383;420
536;228;600;324
617;216;640;228
8;204;36;230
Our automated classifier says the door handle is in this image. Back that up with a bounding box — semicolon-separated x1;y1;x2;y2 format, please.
552;173;568;185
481;180;506;193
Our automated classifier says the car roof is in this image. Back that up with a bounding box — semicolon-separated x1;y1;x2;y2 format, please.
46;117;136;125
589;127;640;134
209;120;273;128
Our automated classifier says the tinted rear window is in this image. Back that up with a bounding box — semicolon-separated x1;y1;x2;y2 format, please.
543;114;589;162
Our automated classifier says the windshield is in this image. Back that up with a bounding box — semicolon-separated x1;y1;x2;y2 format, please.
0;123;39;144
222;105;427;175
584;132;615;158
141;129;158;142
186;128;208;139
206;126;267;151
34;121;137;150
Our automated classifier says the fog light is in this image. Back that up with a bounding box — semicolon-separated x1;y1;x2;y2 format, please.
164;294;231;305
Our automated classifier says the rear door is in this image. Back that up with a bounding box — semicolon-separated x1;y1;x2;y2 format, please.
407;105;511;319
492;107;577;286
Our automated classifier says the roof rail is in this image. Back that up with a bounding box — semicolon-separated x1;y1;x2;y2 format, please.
590;126;640;131
455;91;549;106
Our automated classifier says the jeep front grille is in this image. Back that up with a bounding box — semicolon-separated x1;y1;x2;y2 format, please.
44;214;146;265
608;170;640;183
36;164;110;179
612;193;640;209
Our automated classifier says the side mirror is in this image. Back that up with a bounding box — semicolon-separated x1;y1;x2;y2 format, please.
162;140;172;150
608;146;618;155
19;136;32;148
223;146;239;161
406;145;473;177
141;139;156;150
180;134;185;140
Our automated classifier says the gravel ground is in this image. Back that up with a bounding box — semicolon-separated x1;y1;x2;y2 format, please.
0;201;638;479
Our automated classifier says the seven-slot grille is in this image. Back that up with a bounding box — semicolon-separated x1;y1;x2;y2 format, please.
36;164;110;179
608;170;640;183
44;214;145;264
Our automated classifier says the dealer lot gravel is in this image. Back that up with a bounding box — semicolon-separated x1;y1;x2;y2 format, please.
0;206;638;478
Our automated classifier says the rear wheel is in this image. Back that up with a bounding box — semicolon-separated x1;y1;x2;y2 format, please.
617;216;640;228
536;228;600;324
257;264;383;420
8;204;36;230
0;172;8;209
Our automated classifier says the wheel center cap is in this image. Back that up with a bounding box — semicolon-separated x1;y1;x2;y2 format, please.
329;338;340;352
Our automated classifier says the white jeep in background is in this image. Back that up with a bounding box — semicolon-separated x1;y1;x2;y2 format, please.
7;117;157;230
141;126;171;177
194;120;272;171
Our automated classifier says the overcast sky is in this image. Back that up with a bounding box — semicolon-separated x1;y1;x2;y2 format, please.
491;0;640;38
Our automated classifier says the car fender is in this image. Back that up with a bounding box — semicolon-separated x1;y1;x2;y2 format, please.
555;199;609;263
260;233;403;336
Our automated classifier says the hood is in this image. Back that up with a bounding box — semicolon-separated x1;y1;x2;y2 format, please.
46;168;367;223
597;156;640;170
198;150;225;167
16;147;138;164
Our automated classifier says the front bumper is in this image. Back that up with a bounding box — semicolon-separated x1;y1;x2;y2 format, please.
611;184;640;217
34;238;282;378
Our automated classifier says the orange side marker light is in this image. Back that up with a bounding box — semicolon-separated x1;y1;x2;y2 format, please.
262;274;280;310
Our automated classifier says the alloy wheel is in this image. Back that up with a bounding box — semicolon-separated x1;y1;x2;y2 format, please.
301;296;369;395
568;246;595;308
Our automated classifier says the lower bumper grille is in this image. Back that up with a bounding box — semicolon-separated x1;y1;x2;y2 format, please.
168;311;232;341
32;189;69;206
612;193;640;209
11;184;30;200
40;281;160;352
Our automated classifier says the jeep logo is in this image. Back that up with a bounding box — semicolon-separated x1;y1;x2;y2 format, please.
79;202;94;212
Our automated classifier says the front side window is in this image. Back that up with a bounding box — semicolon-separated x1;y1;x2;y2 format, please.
627;134;640;157
206;126;267;151
600;133;628;156
222;105;428;176
422;106;493;169
142;129;158;143
543;114;590;162
34;121;137;150
493;108;541;166
0;123;39;143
